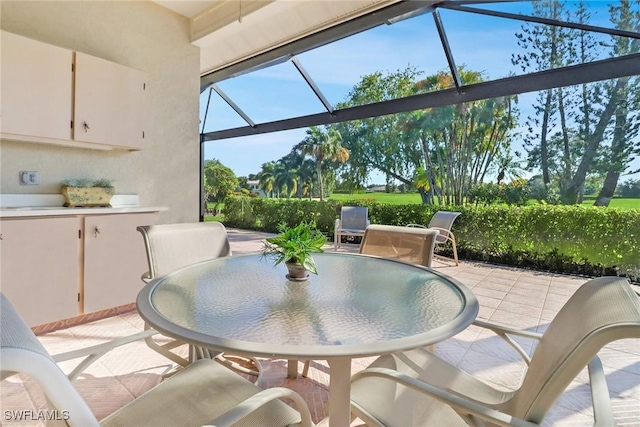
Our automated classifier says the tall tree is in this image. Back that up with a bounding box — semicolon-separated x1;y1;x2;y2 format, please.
257;161;277;198
335;68;423;192
273;158;298;198
593;0;640;206
203;159;237;212
402;70;518;205
297;158;317;199
513;0;569;188
299;126;349;200
336;67;517;205
514;0;640;204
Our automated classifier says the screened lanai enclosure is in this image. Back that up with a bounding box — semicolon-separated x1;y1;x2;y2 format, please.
196;0;640;217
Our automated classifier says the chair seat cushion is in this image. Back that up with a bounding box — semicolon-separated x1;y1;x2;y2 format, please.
100;359;301;427
351;348;514;427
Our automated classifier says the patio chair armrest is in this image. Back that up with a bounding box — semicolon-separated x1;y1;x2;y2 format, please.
207;387;315;427
588;356;614;427
473;320;543;340
472;320;543;365
51;329;158;380
406;223;427;228
429;226;455;240
351;367;539;427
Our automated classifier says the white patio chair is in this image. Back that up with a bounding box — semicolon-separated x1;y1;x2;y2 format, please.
334;206;370;249
0;292;314;427
350;276;640;427
360;224;439;267
137;222;261;379
407;210;461;265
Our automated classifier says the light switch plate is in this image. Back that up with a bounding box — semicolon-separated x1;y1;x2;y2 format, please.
20;171;39;185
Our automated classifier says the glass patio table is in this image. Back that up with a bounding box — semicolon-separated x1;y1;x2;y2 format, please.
137;252;479;426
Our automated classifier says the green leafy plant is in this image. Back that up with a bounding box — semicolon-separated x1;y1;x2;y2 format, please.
61;178;113;188
262;221;327;274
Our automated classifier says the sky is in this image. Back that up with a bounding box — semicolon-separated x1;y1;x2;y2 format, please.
200;1;638;185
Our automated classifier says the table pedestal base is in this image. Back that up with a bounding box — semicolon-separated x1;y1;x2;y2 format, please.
327;358;351;427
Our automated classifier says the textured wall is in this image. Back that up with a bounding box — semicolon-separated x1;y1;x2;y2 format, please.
0;1;201;223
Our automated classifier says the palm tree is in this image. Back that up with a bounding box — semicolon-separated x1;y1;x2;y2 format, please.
273;161;298;198
257;161;277;198
300;126;349;200
298;159;317;199
493;152;525;184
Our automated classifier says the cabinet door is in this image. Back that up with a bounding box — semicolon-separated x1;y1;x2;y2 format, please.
0;217;80;326
83;213;157;313
73;52;146;150
1;31;73;140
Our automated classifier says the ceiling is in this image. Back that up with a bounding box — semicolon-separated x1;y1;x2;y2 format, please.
153;0;400;78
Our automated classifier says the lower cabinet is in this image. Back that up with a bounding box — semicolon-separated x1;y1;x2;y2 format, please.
0;212;158;326
83;213;157;313
0;217;80;326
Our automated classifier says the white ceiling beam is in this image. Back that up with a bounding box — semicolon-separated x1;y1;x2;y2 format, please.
190;0;275;42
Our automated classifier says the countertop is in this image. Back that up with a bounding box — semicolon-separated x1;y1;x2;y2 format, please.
0;206;168;218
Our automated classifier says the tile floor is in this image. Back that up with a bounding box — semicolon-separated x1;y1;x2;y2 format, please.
1;228;639;426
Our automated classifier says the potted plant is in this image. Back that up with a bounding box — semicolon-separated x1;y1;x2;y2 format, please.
262;221;327;280
61;178;115;207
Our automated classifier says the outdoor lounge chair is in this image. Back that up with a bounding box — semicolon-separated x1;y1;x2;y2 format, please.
0;292;314;427
137;222;260;378
350;276;640;427
407;210;461;265
334;206;370;249
360;224;439;267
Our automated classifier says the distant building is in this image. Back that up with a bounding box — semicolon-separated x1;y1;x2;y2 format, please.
247;180;267;197
366;185;387;192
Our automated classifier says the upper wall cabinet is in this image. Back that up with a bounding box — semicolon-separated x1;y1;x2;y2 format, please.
1;31;73;141
0;31;146;151
74;52;146;150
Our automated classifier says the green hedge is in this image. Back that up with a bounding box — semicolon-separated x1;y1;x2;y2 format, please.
222;196;640;280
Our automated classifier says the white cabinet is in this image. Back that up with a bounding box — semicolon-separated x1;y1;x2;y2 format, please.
0;217;80;326
83;213;157;313
0;212;158;326
74;52;146;150
0;31;73;140
0;31;146;150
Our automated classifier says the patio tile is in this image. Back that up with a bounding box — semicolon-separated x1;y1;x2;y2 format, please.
496;300;544;318
475;294;503;309
479;281;514;293
544;299;570;312
506;285;548;300
488;308;541;329
472;286;509;301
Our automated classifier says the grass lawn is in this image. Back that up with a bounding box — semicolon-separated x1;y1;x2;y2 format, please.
330;192;640;210
580;197;640;209
329;192;423;204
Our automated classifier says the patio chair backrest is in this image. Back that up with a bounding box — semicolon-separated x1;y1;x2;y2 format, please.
503;276;640;423
137;222;231;279
427;211;461;243
0;293;99;427
341;206;369;231
360;224;439;267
